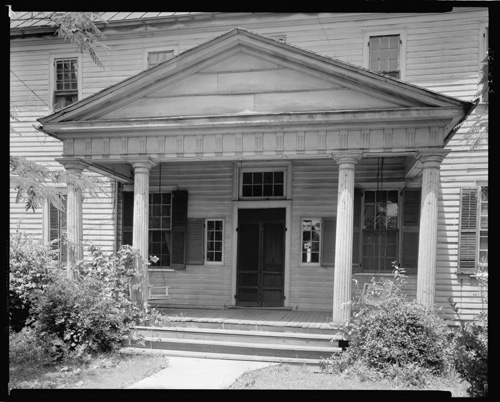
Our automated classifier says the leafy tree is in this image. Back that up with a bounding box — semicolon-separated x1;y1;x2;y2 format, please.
10;11;109;212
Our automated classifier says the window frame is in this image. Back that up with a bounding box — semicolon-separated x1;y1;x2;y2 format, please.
300;217;322;266
143;46;178;70
205;218;225;265
358;188;402;274
43;190;68;264
48;53;82;111
148;192;173;269
238;166;289;200
363;29;407;80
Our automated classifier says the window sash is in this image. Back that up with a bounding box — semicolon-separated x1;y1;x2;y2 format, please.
360;190;400;272
301;218;322;264
206;219;224;263
240;169;286;199
147;50;175;68
369;35;400;78
49;196;67;263
148;192;172;267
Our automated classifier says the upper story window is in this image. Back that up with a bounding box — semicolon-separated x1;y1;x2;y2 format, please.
369;35;401;79
147;50;175;69
54;58;78;110
363;29;406;80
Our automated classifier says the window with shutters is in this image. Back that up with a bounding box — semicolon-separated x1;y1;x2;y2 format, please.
361;190;399;272
363;30;406;80
206;219;224;263
49;195;67;263
121;190;188;270
459;187;488;274
351;188;420;275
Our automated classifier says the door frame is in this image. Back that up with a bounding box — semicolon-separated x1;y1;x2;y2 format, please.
231;200;292;307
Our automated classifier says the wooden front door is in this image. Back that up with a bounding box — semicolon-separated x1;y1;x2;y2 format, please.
236;208;285;307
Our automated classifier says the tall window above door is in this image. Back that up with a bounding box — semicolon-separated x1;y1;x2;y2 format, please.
363;30;406;80
52;57;80;110
239;168;287;200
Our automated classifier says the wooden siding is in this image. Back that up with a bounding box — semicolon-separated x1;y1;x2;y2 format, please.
146;162;234;308
10;8;487;320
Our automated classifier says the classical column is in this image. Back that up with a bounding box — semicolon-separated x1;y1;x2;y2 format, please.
57;158;85;280
332;152;362;326
129;158;158;309
416;150;448;309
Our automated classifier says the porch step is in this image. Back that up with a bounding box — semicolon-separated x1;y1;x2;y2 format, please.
123;326;341;361
120;347;325;366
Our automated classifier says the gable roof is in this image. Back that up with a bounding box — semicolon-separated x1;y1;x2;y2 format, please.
37;27;473;141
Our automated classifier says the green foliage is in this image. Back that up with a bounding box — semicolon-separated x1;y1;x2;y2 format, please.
322;263;452;388
48;12;110;69
449;270;488;398
31;244;163;362
10;155;103;213
9;230;61;331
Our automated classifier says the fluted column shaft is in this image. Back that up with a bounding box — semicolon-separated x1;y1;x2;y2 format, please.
130;158;157;310
416;152;446;309
65;162;85;280
332;152;362;326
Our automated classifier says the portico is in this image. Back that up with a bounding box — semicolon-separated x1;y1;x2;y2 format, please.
40;27;472;322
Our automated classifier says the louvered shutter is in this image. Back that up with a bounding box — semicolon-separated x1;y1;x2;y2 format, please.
122;191;134;246
401;189;421;275
171;190;188;270
352;188;362;273
321;217;336;267
458;188;478;274
186;218;205;265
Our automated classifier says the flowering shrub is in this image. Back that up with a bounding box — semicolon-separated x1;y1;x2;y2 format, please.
9;230;61;331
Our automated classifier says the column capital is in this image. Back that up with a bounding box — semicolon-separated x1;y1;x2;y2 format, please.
332;151;363;168
416;149;450;168
55;157;86;174
127;157;159;173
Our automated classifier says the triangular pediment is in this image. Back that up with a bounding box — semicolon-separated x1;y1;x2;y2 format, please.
39;27;468;126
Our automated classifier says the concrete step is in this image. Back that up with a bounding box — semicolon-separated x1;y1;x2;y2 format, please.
120;347;326;367
130;326;337;348
123;326;341;361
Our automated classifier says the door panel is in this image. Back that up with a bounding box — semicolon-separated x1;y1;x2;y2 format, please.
236;209;285;307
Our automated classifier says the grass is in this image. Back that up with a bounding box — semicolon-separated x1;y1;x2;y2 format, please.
8;350;169;391
228;363;470;396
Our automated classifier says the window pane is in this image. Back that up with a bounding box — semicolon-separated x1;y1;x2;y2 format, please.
274;171;284;184
253;173;263;184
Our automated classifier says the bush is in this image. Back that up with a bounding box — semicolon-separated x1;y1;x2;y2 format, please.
9;230;60;331
322;265;452;387
32;245;147;361
32;244;166;362
449;271;488;398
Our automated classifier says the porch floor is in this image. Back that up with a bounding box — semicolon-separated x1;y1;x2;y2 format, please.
153;307;335;334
